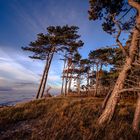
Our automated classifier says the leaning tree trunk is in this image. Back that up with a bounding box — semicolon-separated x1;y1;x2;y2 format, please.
98;7;140;125
86;70;90;95
98;58;133;125
64;63;70;96
68;75;72;93
95;63;99;96
77;75;81;95
36;54;50;99
40;51;55;98
87;71;90;86
68;64;74;93
61;59;66;95
101;90;112;110
64;76;68;96
132;93;140;132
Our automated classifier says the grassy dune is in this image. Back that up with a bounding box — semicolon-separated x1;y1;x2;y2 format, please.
0;97;139;140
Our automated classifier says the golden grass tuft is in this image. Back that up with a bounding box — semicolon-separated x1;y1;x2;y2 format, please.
0;97;140;140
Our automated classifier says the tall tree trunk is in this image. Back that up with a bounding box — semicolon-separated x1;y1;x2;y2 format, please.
92;64;94;86
64;56;72;96
40;51;55;98
68;64;74;93
98;58;133;125
101;90;112;110
133;93;140;132
40;70;48;98
95;63;99;96
61;59;66;95
64;78;68;96
87;70;90;95
90;65;94;94
98;6;140;125
36;54;49;99
68;75;72;93
64;64;69;96
87;70;90;86
77;75;81;95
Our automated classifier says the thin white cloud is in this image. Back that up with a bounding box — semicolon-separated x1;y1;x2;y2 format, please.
48;75;60;81
10;0;46;35
0;48;39;83
0;46;64;95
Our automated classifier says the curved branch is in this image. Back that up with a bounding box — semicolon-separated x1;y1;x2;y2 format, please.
118;88;140;94
132;62;140;67
112;16;129;57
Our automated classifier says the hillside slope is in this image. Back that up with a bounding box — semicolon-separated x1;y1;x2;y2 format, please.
0;97;139;140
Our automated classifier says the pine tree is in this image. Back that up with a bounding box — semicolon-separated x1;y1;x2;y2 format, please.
89;0;140;129
22;25;83;99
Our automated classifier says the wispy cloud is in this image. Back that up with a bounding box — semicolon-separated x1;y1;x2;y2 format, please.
0;46;63;96
0;48;39;83
10;0;45;35
0;87;13;92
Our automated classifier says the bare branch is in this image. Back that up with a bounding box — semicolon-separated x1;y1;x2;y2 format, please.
132;62;140;67
135;60;140;64
112;16;129;57
125;79;139;84
118;88;140;94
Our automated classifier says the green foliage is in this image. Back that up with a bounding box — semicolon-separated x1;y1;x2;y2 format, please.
87;46;130;87
89;47;114;65
88;0;136;34
22;25;84;60
73;52;82;64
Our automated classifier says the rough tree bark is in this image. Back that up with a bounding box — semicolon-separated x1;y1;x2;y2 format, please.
101;90;112;110
98;0;140;125
40;49;55;98
133;93;140;132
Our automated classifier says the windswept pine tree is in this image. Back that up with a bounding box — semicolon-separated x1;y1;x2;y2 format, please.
73;52;82;95
80;58;91;93
22;25;84;99
88;47;114;96
89;0;140;131
62;52;82;95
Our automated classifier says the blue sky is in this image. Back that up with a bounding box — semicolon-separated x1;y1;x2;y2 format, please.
0;0;123;99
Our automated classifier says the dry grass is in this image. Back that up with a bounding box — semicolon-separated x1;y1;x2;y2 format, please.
0;97;140;140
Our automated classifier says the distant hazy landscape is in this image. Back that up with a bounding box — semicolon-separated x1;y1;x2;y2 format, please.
0;89;60;106
0;91;35;106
